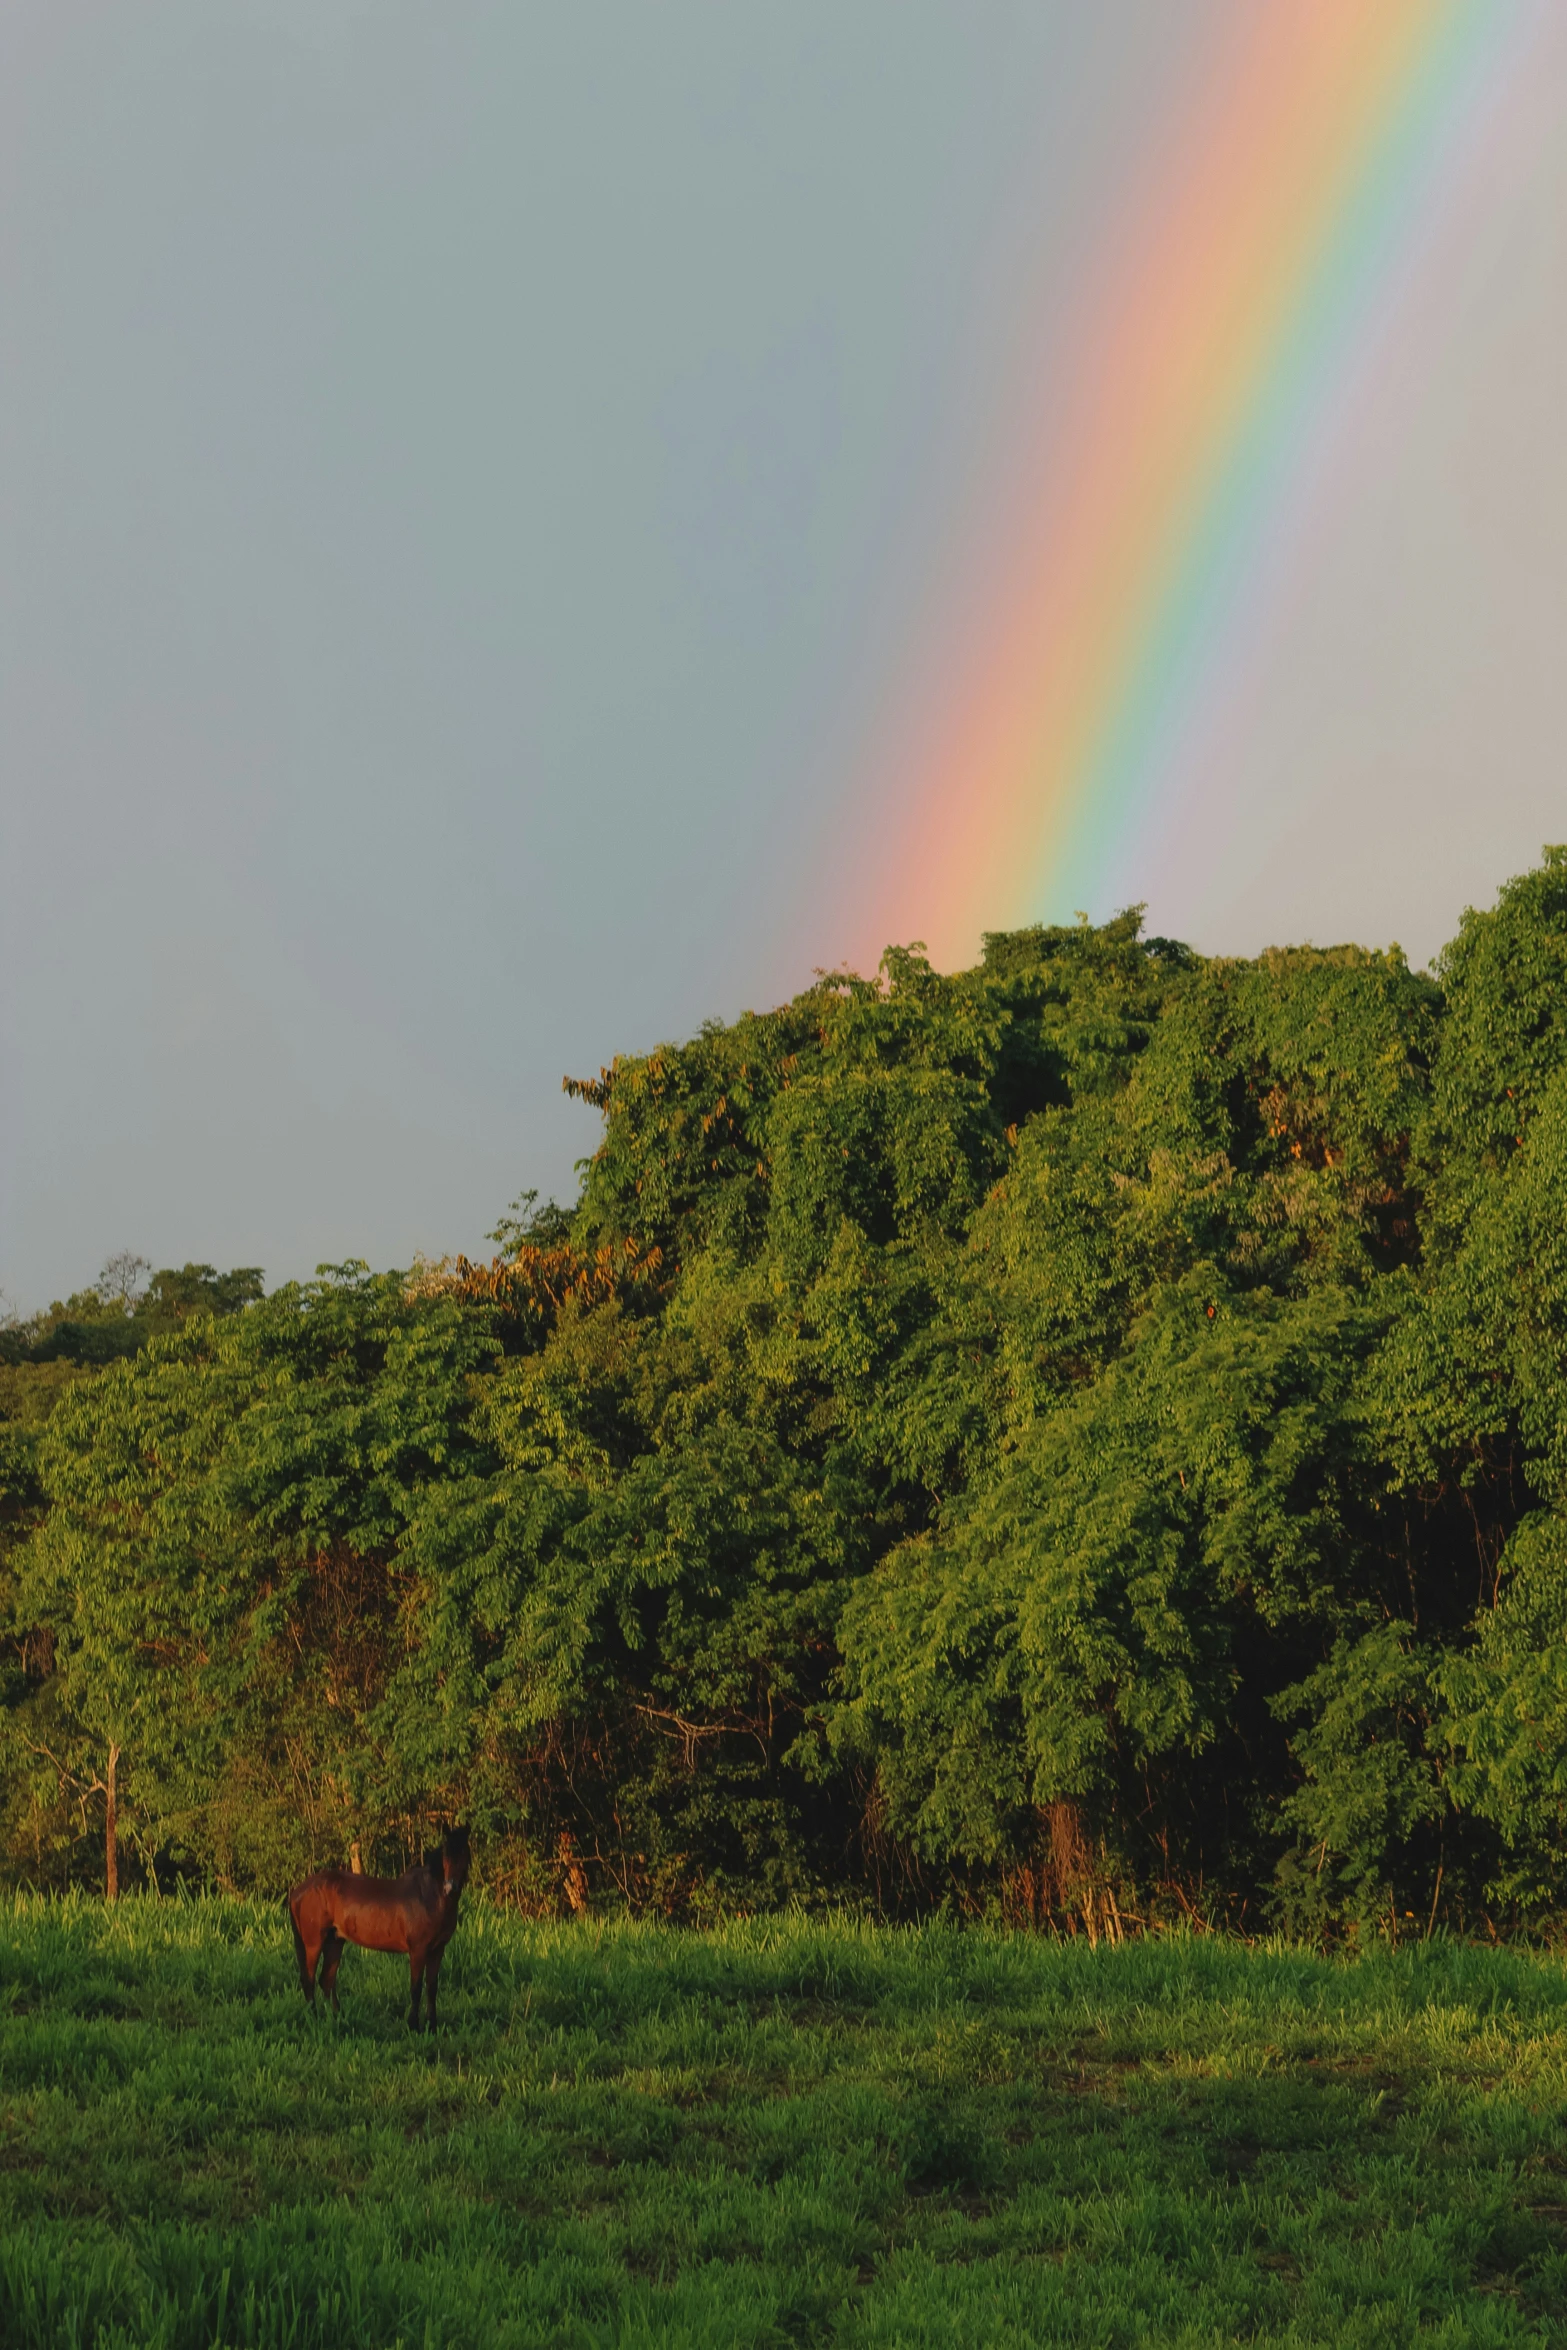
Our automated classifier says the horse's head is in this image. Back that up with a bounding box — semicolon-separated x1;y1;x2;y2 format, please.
439;1823;471;1896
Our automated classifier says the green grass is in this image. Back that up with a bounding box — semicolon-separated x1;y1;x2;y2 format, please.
3;1899;1567;2347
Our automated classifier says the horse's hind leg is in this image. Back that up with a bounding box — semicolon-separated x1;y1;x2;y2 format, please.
289;1900;321;2004
320;1930;346;2015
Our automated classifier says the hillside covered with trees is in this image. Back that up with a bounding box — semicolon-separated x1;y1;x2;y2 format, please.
6;851;1567;1940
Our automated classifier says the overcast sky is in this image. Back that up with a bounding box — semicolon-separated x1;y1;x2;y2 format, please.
4;3;1565;1310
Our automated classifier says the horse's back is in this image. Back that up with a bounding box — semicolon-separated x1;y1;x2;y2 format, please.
288;1866;350;1913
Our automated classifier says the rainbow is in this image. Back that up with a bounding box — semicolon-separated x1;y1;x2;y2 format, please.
849;0;1542;969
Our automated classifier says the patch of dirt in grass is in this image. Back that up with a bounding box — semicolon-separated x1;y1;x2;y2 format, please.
1214;2134;1262;2180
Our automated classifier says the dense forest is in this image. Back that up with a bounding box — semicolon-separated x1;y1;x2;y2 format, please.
5;851;1567;1940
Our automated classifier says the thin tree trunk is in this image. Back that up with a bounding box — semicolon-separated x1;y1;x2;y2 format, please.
105;1743;119;1903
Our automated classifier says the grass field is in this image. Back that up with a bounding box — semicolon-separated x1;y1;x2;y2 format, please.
4;1899;1567;2348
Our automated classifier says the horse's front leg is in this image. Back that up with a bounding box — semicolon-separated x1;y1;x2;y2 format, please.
408;1945;427;2032
423;1947;445;2033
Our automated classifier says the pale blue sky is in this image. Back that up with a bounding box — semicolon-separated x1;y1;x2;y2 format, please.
4;3;1565;1307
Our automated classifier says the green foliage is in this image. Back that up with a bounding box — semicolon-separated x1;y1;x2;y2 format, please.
1439;1513;1567;1906
8;853;1567;1932
1271;1623;1443;1935
1427;845;1567;1216
835;1276;1389;1869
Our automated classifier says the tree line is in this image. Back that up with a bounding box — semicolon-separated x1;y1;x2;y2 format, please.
5;851;1567;1939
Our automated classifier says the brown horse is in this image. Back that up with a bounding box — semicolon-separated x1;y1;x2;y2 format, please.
287;1825;471;2030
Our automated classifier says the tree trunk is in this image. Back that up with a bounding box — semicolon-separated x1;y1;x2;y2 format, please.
105;1743;119;1903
